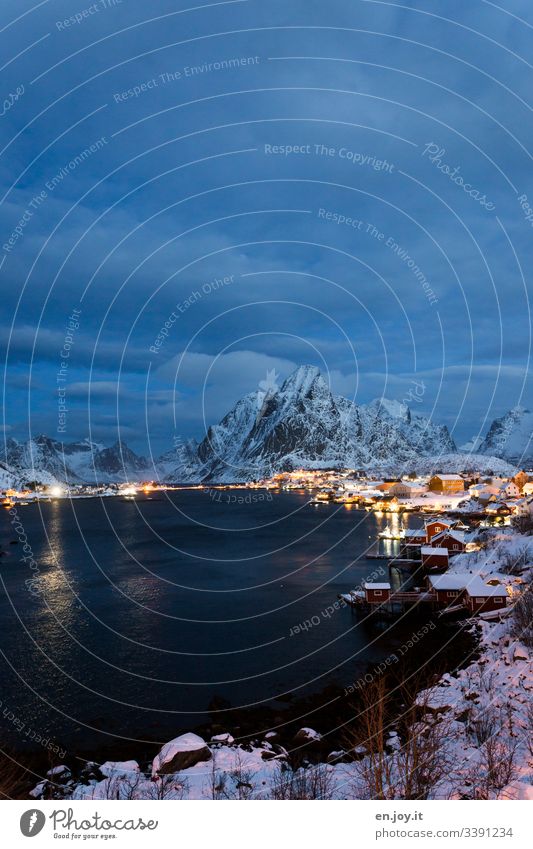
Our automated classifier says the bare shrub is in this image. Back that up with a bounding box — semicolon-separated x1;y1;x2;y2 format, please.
499;542;531;573
463;703;520;799
100;769;188;800
146;773;188;800
471;737;518;799
470;708;499;746
270;762;335;800
204;751;227;800
0;749;34;800
345;677;454;800
225;750;256;800
511;514;533;536
512;580;533;647
526;704;533;761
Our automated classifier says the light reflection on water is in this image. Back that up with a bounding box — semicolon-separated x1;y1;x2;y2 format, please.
0;492;424;750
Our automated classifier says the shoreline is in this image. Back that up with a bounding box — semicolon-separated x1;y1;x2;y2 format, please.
7;612;477;797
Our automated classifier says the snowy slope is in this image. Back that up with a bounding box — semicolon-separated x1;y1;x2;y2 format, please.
478;407;533;461
407;452;517;477
0;460;17;489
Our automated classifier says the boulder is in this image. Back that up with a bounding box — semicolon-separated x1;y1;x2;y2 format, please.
292;727;322;745
210;733;234;745
352;744;367;759
513;643;529;662
46;765;71;782
261;743;289;760
29;780;47;798
152;733;211;776
99;760;140;779
264;731;280;742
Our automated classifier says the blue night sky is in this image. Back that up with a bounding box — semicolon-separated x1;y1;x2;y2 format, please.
1;0;533;454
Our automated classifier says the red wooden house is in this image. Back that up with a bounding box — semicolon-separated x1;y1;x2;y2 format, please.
363;582;391;604
425;519;453;542
430;529;466;555
427;573;469;607
421;546;449;571
465;579;508;613
403;528;427;544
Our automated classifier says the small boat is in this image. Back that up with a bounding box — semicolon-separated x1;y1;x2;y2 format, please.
378;525;405;540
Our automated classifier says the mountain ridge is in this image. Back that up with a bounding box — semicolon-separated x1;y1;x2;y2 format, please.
1;366;531;487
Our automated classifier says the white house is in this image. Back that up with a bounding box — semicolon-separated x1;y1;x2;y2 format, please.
498;481;521;499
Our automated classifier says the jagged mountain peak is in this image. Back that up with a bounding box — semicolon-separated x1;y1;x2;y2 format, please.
478;407;533;461
161;365;456;482
279;365;327;398
368;397;410;420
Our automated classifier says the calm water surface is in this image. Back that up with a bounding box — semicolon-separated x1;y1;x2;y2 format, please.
0;491;415;751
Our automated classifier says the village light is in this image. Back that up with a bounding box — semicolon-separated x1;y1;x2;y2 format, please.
50;485;64;498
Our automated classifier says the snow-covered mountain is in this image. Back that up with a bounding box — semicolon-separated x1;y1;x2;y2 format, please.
477;407;533;461
458;436;484;453
6;369;530;488
0;435;149;486
159;365;457;482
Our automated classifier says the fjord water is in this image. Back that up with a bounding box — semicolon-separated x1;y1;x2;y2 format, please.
1;491;407;752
